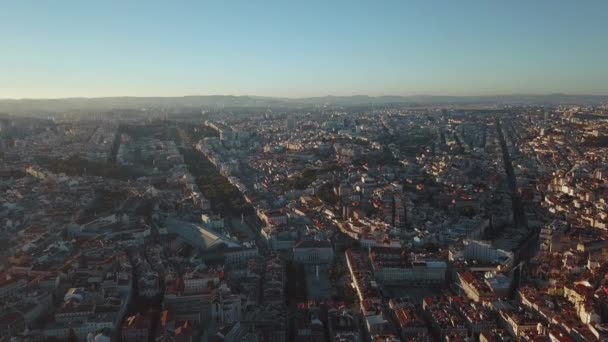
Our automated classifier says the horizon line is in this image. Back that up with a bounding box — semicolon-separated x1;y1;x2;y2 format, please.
2;93;608;101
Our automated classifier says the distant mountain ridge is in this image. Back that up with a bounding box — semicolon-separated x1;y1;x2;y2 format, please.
1;94;607;114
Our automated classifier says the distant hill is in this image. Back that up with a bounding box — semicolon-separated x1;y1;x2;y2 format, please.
1;94;607;114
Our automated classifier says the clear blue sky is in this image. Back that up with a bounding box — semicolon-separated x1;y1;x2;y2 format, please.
1;0;607;98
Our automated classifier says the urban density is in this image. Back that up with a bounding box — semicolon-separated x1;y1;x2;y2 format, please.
1;99;608;341
3;1;608;341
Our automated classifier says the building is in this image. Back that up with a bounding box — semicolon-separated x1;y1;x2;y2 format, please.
0;312;25;339
393;307;429;340
393;194;407;229
165;218;241;251
422;297;468;340
497;310;540;340
262;226;300;251
0;275;28;299
457;271;496;303
224;245;259;265
464;240;514;268
258;209;289;226
450;296;496;336
539;220;567;255
293;240;334;264
479;329;513;342
369;247;447;285
211;294;243;325
201;214;225;230
121;313;151;342
287;115;296;130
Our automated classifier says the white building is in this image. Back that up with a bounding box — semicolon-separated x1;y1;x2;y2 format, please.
372;260;447;285
224;245;258;265
464;239;514;267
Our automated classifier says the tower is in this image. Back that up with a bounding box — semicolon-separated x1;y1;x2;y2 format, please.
382;191;394;226
394;194;406;229
286;115;296;130
539;224;553;254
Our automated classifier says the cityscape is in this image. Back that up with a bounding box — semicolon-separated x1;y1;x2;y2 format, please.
2;99;608;342
2;2;608;342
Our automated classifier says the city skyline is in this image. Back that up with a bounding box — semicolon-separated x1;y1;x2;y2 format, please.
2;0;608;98
3;2;608;340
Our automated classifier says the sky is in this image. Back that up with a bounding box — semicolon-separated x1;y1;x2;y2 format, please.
1;0;608;99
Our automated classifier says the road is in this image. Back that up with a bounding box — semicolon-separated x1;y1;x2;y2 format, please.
496;117;527;229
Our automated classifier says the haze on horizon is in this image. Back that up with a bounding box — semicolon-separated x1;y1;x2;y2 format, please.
2;0;608;99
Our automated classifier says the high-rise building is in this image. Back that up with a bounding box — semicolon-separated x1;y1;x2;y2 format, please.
540;220;566;255
381;191;407;229
539;224;553;254
382;191;394;226
286;115;296;130
394;194;406;229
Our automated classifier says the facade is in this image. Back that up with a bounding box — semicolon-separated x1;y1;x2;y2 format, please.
464;240;514;267
224;246;259;265
0;277;27;299
262;227;299;251
211;294;242;325
293;240;334;264
258;209;289;226
369;247;447;285
164;291;215;324
121;313;151;342
394;194;407;229
457;271;495;303
166;218;241;251
0;312;25;339
498;310;540;339
44;321;114;341
373;261;447;284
